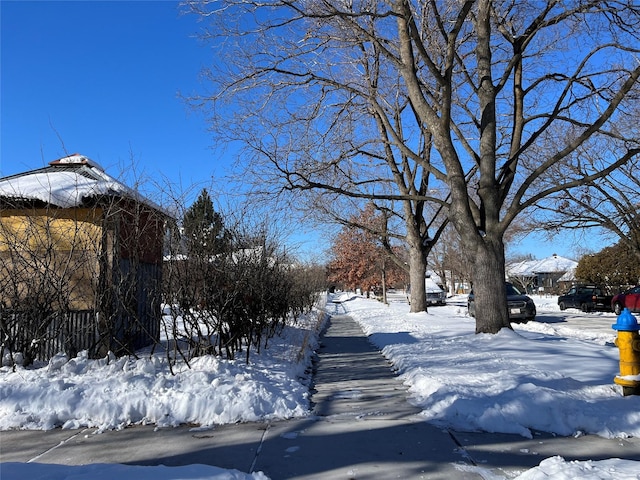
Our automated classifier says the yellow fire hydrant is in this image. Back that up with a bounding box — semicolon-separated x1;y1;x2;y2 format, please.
612;308;640;396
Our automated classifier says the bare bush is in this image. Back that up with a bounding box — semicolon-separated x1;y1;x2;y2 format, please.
162;191;325;365
0;206;100;366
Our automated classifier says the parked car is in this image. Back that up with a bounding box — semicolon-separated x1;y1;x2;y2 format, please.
467;282;536;323
425;277;446;306
611;286;640;315
557;284;613;312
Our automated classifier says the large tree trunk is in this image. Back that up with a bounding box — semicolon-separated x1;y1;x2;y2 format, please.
446;177;511;333
408;248;427;312
406;229;428;313
469;236;511;333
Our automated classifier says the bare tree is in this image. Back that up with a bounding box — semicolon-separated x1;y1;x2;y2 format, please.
327;203;409;300
428;223;473;296
187;0;454;312
530;145;640;263
186;0;640;333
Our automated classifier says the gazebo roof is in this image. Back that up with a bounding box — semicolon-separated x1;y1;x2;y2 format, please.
0;154;164;213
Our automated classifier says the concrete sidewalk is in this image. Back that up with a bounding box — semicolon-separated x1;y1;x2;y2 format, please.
2;314;640;479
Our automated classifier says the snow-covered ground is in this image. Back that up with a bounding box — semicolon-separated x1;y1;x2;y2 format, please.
2;293;640;479
348;293;639;439
0;308;322;432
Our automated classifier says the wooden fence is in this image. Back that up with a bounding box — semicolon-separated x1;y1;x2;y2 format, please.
1;261;161;363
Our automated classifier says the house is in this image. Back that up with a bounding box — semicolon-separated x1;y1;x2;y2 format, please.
506;254;577;294
0;154;170;363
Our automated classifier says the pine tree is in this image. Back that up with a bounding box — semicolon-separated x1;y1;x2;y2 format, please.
182;189;230;256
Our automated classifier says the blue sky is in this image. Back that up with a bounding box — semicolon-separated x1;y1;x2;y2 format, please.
1;0;332;260
1;0;218;188
0;0;608;262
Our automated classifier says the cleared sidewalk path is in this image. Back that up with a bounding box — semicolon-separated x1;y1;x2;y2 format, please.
3;311;640;479
0;314;474;479
251;312;470;479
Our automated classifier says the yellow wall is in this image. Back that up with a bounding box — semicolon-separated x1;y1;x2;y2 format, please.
0;207;104;310
0;208;103;252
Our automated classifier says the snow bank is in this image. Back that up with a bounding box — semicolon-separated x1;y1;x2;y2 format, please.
0;308;326;432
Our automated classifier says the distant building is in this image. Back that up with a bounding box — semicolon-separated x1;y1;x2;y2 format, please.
506;254;577;294
0;154;170;362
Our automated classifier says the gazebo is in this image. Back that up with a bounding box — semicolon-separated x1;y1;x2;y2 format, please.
0;154;170;363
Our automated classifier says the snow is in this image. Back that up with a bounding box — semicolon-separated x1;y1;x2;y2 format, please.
345;294;640;439
0;308;321;432
530;255;578;273
0;154;164;210
52;153;106;171
0;169;128;209
2;293;640;479
425;276;444;293
507;456;640;479
506;254;577;277
0;462;268;480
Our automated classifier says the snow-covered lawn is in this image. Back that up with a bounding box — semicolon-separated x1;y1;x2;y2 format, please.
0;307;323;432
2;293;640;479
346;293;640;439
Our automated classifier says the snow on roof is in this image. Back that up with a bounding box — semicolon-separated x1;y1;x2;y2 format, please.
0;154;160;212
48;153;106;171
506;254;578;277
506;259;536;276
531;254;578;273
557;266;577;282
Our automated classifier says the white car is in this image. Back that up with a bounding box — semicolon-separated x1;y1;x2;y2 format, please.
426;278;446;306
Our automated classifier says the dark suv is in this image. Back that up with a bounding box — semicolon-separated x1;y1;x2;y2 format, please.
468;282;536;323
557;284;613;312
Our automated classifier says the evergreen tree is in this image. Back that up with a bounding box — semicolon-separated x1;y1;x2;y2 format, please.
182;189;230;256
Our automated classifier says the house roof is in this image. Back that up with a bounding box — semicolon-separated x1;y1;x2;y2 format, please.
506;254;578;277
0;153;165;214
